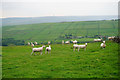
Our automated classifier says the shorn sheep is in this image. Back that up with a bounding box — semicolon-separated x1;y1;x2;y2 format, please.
94;38;102;42
31;45;45;55
65;41;70;44
78;43;87;51
45;45;51;54
100;41;106;49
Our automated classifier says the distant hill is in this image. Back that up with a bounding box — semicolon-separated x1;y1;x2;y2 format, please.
2;16;117;26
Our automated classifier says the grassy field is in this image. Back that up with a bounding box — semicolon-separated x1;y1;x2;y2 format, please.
2;20;118;43
2;41;118;78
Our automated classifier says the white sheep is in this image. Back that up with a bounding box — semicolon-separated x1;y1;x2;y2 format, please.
28;42;30;45
31;45;45;55
45;45;51;54
34;41;38;45
108;36;115;40
78;43;87;51
62;40;64;45
48;41;50;45
31;43;34;47
73;44;78;51
71;40;77;44
65;41;70;44
100;41;106;49
94;38;102;42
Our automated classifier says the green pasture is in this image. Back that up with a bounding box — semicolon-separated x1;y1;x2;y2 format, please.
2;41;118;78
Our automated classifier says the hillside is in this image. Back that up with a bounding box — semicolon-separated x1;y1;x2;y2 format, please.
2;20;118;44
2;16;117;26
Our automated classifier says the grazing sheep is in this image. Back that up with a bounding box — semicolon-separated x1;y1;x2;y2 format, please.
31;43;34;47
31;45;45;55
100;41;106;49
28;42;30;45
62;40;64;45
73;44;78;51
78;43;87;51
48;41;50;45
108;36;115;40
34;41;38;45
71;40;77;44
94;38;102;42
65;41;70;44
45;45;51;54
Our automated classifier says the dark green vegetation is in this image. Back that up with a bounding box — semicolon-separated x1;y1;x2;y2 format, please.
2;38;25;46
2;41;118;78
2;20;118;45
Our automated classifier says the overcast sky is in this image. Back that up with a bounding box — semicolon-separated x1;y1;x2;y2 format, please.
1;0;119;18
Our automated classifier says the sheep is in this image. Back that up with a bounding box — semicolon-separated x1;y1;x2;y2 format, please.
65;41;70;44
78;43;87;51
31;45;45;55
48;41;50;45
94;38;102;42
45;45;51;54
62;40;64;45
100;41;106;49
34;41;38;45
28;42;30;45
73;44;78;51
108;36;115;40
31;43;34;47
71;40;77;44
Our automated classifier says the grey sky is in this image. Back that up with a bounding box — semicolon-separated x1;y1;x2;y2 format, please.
1;0;119;18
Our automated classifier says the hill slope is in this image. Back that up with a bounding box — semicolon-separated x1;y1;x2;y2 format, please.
2;20;118;43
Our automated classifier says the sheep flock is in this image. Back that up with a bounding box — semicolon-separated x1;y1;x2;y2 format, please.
27;36;116;55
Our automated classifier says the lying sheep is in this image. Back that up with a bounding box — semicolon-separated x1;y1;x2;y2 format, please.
31;45;45;55
94;38;102;42
78;43;87;51
100;41;106;49
34;41;38;45
45;45;51;54
65;41;70;44
71;40;77;44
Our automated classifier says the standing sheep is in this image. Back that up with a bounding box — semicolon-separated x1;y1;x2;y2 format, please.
28;42;30;45
62;40;64;45
31;43;34;47
100;41;106;49
34;41;38;45
73;44;78;51
78;43;87;51
45;45;51;54
71;40;77;44
48;41;50;45
31;45;45;55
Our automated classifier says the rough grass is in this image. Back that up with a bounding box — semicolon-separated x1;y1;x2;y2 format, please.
2;41;118;78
